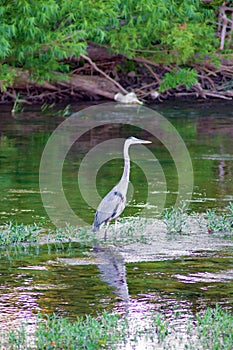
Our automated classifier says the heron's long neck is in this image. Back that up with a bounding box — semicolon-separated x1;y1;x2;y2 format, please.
121;143;130;182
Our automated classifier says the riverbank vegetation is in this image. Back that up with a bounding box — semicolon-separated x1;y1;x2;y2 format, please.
0;0;232;104
1;305;232;349
0;203;233;247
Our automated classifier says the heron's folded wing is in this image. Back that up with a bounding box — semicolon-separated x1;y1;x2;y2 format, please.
95;188;124;226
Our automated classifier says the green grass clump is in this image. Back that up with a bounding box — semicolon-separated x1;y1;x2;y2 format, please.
48;223;93;245
1;306;233;349
35;311;127;350
0;221;42;246
205;203;233;235
163;205;188;234
108;217;150;245
162;202;233;237
205;209;231;234
0;310;169;350
196;305;233;350
48;218;150;246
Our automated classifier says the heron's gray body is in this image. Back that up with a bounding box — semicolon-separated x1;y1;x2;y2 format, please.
92;136;151;239
92;181;128;231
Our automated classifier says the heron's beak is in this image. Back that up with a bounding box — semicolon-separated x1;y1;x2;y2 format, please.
138;139;152;144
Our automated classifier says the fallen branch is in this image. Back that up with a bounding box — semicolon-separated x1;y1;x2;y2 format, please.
143;63;161;84
4;90;32;104
80;53;127;94
203;91;232;100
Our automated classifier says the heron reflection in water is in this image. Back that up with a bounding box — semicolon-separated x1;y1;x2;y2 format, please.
92;136;152;241
96;248;129;302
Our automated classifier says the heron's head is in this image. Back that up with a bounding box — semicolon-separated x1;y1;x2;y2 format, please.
127;136;152;146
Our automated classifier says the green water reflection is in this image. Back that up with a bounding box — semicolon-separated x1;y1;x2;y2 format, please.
127;254;233;308
0;243;232;329
0;100;233;226
0;244;115;327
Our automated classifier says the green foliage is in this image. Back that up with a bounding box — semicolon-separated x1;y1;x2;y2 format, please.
0;64;17;90
0;0;87;83
162;22;218;64
1;306;233;349
105;0;217;62
163;204;189;233
196;305;233;350
35;312;126;349
205;203;233;234
0;0;221;86
0;310;170;349
159;68;198;92
0;221;42;246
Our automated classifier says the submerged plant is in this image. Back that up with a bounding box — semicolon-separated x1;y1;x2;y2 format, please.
0;221;42;246
35;312;127;350
195;305;233;350
1;306;232;350
163;205;188;234
47;223;94;246
11;95;25;114
205;205;233;235
111;217;150;244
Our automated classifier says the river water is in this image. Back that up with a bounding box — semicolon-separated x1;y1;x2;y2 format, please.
0;100;233;225
0;100;233;347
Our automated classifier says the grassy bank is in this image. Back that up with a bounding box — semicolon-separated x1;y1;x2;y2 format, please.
0;305;232;350
0;204;233;248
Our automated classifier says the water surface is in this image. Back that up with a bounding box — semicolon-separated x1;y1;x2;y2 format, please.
0;100;233;225
0;241;232;332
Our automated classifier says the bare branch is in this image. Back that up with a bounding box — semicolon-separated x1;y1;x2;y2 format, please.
80;54;127;94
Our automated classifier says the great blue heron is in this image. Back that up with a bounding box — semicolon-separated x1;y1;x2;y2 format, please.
92;136;152;241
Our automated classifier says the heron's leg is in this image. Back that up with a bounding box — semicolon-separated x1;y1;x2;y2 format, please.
104;221;110;242
114;218;118;243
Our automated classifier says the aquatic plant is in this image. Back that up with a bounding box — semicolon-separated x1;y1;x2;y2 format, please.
1;306;232;349
46;218;150;246
162;203;233;237
205;204;233;235
1;201;233;249
47;223;95;246
0;221;42;246
35;312;128;350
108;217;150;244
195;305;233;350
0;310;169;349
11;94;24;114
205;209;229;234
162;205;189;234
